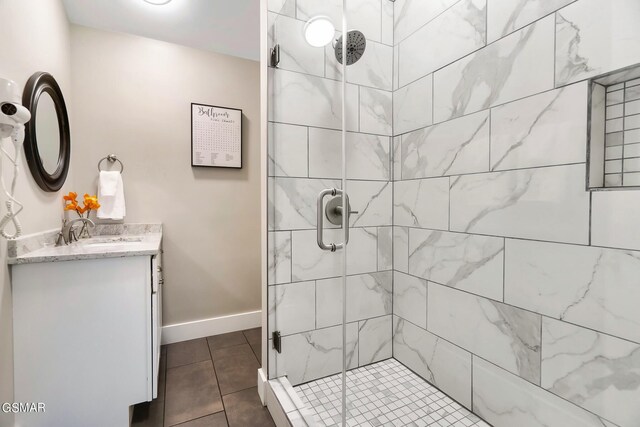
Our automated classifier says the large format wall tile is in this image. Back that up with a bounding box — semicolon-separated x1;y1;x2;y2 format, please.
428;283;541;383
326;37;393;91
398;0;487;87
393;271;427;329
487;0;575;43
556;0;640;86
473;357;613;427
347;181;393;228
392;136;401;180
347;272;393;322
393;317;473;409
315;276;344;329
392;45;400;90
542;318;640;427
409;229;504;301
393;74;433;135
268;122;308;178
381;0;393;45
316;272;393;328
269;68;359;131
592;190;640;251
268;0;295;16
345;228;379;276
269;177;340;230
433;16;555;123
393;226;409;273
358;315;392;365
394;0;459;45
268;281;316;336
505;239;640;344
291;228;377;281
402;110;490;179
490;83;588;171
360;87;393;136
270;323;358;385
377;226;393;271
449;164;590;244
268;231;291;285
308;128;390;181
394;178;449;229
291;229;341;281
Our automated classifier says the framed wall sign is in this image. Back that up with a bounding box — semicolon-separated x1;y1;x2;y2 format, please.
191;103;242;168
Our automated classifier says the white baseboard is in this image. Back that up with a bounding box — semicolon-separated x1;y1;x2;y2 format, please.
257;368;268;405
161;310;261;345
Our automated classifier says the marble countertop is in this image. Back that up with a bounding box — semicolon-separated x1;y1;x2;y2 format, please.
8;223;162;265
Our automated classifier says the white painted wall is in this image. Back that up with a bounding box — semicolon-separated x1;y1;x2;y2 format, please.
0;1;74;425
69;25;261;327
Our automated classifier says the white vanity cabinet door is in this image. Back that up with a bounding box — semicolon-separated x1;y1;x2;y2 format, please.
12;256;153;427
151;255;162;400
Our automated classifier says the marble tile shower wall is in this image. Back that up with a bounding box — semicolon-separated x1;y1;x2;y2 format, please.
392;1;640;427
266;0;395;387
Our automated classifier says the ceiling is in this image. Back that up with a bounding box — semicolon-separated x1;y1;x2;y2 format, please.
62;0;260;61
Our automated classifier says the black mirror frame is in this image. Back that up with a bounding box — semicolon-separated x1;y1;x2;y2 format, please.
22;72;70;192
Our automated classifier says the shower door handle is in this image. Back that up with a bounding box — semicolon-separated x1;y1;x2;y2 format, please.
317;188;349;252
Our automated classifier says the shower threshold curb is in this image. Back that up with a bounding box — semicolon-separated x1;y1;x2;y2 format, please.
267;376;318;427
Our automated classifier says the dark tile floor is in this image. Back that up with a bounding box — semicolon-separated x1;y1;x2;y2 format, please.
132;328;274;427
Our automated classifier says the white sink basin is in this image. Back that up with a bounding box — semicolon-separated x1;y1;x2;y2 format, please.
82;236;144;248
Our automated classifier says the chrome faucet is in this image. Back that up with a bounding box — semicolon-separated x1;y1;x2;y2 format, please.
60;218;95;244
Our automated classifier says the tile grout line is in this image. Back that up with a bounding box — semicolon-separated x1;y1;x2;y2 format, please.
162;348;168;427
207;339;230;427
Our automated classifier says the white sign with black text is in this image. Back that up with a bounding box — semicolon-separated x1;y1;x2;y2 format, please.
191;103;242;168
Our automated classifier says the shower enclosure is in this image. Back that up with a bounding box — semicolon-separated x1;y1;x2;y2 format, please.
265;0;640;426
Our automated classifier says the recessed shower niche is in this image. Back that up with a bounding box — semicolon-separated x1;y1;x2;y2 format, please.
588;64;640;189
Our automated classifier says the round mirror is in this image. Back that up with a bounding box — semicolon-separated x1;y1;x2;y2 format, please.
23;72;70;192
34;93;61;174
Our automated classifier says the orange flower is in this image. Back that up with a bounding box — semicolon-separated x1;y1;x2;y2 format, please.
63;192;100;217
63;192;81;215
63;192;78;203
64;201;79;212
83;194;100;211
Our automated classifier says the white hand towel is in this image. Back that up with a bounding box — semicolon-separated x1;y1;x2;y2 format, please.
99;171;120;196
97;172;126;220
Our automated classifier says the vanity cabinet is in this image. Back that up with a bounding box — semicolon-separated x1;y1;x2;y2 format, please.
11;254;163;427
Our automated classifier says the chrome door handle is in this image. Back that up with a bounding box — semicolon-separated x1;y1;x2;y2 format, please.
317;188;350;252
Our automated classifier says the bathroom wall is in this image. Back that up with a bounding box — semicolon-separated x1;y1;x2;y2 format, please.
266;0;395;385
69;26;261;329
391;0;640;426
0;1;74;425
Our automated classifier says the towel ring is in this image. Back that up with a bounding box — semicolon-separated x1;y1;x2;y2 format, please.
97;154;124;174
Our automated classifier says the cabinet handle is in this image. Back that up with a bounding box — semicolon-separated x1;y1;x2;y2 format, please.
157;266;163;272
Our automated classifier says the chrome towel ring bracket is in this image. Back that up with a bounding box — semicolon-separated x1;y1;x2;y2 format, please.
97;154;124;174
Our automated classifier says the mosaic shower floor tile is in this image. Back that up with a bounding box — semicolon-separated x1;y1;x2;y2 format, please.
294;359;490;427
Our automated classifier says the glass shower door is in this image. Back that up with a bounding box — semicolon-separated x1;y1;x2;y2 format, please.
267;0;393;425
266;0;350;420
